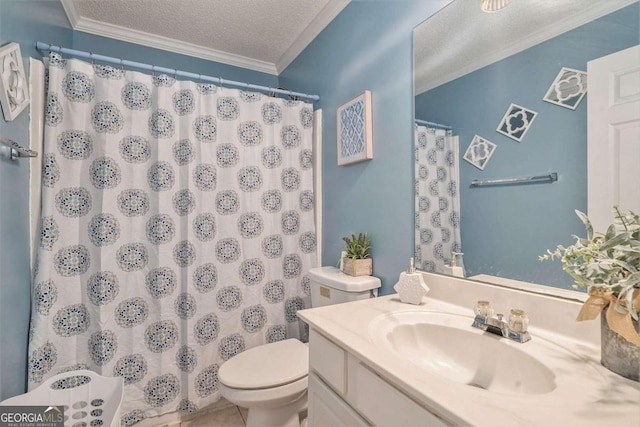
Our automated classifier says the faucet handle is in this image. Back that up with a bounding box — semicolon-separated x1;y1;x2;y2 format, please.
474;300;493;317
508;309;529;333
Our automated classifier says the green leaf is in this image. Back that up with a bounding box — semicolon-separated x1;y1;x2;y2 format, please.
575;210;593;240
600;232;630;251
608;258;638;274
342;232;372;259
604;223;617;241
541;207;640;305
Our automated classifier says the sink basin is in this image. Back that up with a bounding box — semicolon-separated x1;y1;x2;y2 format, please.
369;311;556;396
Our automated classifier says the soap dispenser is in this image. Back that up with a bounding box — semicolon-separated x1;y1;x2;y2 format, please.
443;252;465;277
394;257;430;305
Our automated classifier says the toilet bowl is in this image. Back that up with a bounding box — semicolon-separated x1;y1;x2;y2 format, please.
218;267;381;427
218;339;308;427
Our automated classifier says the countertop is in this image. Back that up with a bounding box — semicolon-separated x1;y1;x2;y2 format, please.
298;294;640;427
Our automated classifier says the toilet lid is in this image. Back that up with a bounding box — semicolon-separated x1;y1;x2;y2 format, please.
218;339;309;390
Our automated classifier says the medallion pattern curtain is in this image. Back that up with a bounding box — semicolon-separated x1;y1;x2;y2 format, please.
29;52;316;424
414;124;463;273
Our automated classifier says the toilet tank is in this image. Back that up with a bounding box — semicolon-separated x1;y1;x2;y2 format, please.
308;266;381;308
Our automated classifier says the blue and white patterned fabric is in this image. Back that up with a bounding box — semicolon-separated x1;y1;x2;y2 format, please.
339;98;365;158
29;53;316;424
414;124;463;273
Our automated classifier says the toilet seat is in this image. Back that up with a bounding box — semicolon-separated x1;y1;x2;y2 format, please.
219;339;309;390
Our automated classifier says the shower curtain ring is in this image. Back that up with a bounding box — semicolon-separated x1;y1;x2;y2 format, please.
151;65;156;76
90;52;94;65
119;58;124;71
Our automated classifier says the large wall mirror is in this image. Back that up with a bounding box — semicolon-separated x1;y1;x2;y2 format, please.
413;0;639;289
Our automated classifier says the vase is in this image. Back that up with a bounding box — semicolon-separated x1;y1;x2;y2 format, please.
600;313;640;381
341;258;372;277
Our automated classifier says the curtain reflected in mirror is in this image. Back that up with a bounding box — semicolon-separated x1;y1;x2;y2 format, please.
414;124;464;276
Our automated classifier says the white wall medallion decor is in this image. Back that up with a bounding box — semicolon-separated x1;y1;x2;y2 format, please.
543;67;588;110
496;103;538;142
337;90;373;166
463;134;497;170
0;42;29;121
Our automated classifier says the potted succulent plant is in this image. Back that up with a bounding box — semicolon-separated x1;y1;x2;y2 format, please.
341;233;372;277
540;207;640;381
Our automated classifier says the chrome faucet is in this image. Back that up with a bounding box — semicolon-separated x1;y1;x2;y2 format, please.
472;311;531;343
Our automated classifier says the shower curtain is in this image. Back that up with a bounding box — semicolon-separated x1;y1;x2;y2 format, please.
29;52;316;424
414;124;463;273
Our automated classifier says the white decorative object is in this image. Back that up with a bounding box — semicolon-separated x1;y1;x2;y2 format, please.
337;90;373;166
543;67;588;110
0;42;29;121
442;252;465;277
497;103;538;142
480;0;513;13
394;260;430;305
463;135;497;170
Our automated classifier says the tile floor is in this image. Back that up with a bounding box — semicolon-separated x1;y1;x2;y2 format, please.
141;400;304;426
180;405;247;427
138;403;248;427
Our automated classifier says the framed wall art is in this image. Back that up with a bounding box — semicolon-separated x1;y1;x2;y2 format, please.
0;42;30;121
543;67;587;110
463;134;497;170
496;103;538;142
337;90;372;166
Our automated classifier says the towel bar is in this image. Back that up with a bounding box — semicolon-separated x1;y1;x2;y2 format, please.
0;136;38;161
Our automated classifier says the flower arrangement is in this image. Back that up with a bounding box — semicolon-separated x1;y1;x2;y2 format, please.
342;233;371;260
341;233;372;277
540;207;640;345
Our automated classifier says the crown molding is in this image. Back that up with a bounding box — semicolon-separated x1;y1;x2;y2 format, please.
60;0;278;75
60;0;80;27
276;0;351;73
416;0;638;94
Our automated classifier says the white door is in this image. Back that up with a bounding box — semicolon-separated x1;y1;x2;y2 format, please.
588;45;640;233
313;109;323;267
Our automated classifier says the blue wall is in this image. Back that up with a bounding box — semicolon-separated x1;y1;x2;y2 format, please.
0;0;281;400
0;0;72;401
280;0;451;295
415;4;639;288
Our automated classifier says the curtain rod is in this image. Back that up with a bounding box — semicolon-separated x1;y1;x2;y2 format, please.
415;119;452;130
35;42;320;102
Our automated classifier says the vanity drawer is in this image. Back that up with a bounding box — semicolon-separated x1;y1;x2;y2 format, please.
308;373;370;427
309;329;346;395
346;356;449;427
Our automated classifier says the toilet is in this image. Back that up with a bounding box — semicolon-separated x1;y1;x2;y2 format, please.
218;266;381;427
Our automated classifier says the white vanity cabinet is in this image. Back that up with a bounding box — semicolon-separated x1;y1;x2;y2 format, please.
299;280;640;427
307;329;449;427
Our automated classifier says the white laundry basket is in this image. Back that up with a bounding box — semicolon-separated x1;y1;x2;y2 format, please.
0;369;124;427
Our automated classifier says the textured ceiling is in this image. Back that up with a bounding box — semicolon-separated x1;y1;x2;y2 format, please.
63;0;349;74
415;0;638;94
